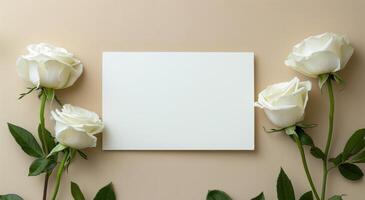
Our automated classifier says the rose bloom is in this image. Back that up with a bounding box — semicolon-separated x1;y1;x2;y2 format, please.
255;77;311;128
16;43;83;89
51;104;104;149
285;32;354;78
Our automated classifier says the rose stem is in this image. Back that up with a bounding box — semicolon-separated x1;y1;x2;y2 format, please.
321;78;335;200
40;91;50;200
51;150;70;200
294;135;320;200
43;175;49;200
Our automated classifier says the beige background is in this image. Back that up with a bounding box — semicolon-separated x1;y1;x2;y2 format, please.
0;0;364;199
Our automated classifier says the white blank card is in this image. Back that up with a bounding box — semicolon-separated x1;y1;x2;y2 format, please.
102;52;254;150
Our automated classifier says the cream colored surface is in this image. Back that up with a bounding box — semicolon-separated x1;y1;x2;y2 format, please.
0;0;364;199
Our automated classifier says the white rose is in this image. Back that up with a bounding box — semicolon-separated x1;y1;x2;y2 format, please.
51;104;104;149
255;77;312;128
16;43;83;89
285;32;354;77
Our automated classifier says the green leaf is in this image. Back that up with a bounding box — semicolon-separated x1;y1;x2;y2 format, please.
28;158;55;176
206;190;232;200
94;183;116;200
251;192;265;200
328;195;344;200
77;150;88;160
299;191;313;200
343;129;365;160
329;153;343;166
48;144;67;157
338;163;364;181
0;194;23;200
296;127;314;146
318;74;330;90
310;147;325;160
8;123;43;158
71;182;86;200
276;168;295;200
351;150;365;163
38;124;56;153
285;126;296;136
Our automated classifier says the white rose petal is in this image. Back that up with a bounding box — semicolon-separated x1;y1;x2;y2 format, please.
51;104;104;149
16;43;83;89
54;122;97;149
285;32;354;77
255;77;311;128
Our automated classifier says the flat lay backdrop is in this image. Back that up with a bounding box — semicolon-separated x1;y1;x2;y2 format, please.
0;0;364;199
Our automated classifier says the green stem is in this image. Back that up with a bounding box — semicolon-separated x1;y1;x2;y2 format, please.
51;150;70;200
321;79;335;200
40;91;50;200
43;174;50;200
40;92;48;153
294;135;320;200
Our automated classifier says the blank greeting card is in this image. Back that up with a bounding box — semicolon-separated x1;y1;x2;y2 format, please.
102;52;254;150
